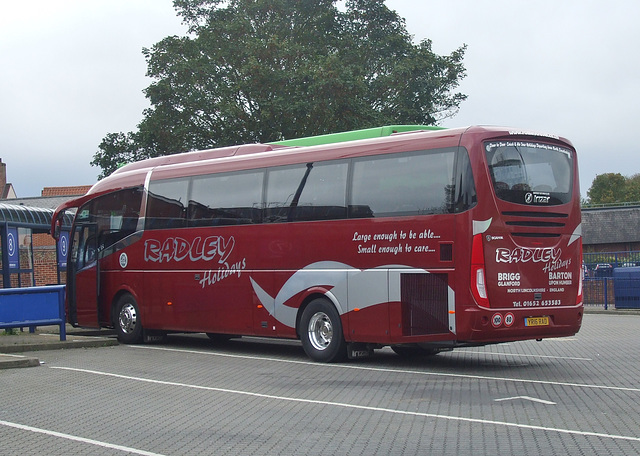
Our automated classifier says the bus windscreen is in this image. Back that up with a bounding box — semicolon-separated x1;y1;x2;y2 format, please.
485;141;573;205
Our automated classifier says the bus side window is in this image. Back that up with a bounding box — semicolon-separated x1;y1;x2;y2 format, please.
146;179;189;230
146;193;187;229
350;148;457;217
265;162;348;223
188;170;264;226
452;148;477;213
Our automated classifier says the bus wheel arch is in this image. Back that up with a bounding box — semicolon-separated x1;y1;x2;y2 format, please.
114;292;143;344
298;296;347;363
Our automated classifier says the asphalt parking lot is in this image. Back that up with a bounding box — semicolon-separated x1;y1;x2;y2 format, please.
1;313;640;455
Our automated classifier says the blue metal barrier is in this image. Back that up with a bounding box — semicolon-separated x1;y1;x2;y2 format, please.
0;285;66;341
613;267;640;309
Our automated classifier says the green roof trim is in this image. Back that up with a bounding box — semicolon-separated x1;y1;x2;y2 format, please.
269;125;445;147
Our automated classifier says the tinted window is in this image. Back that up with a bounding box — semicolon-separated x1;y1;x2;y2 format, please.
452;148;477;213
265;161;348;222
350;148;457;217
188;170;264;226
146;179;189;229
486;141;573;205
77;187;143;252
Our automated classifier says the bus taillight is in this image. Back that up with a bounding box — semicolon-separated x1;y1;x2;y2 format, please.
471;234;489;307
577;272;583;305
577;239;584;305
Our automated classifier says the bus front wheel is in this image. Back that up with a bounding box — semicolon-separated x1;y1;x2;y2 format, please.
300;298;347;363
115;294;143;344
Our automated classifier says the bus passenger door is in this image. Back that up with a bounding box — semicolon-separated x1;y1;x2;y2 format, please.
68;223;100;328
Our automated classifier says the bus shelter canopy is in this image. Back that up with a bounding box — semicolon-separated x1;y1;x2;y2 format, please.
0;203;73;232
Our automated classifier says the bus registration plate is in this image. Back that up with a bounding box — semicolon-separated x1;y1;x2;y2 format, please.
525;316;549;327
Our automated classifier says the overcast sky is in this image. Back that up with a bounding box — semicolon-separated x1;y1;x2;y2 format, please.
1;0;638;198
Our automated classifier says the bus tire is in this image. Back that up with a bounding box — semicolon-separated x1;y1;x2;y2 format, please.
115;294;143;344
300;298;347;363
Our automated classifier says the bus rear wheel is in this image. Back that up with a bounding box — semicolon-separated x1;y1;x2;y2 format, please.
115;294;143;344
300;298;347;363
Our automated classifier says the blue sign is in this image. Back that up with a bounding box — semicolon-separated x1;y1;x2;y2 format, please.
7;227;19;269
58;231;70;269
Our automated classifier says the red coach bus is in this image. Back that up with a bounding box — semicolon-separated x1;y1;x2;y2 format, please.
52;125;583;362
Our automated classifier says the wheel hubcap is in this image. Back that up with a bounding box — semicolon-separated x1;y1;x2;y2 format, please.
119;303;137;334
308;311;333;351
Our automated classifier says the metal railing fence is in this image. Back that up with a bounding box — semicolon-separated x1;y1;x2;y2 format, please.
583;251;640;309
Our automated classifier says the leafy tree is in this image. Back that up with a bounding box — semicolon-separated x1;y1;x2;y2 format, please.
586;172;633;204
625;173;640;202
92;0;467;178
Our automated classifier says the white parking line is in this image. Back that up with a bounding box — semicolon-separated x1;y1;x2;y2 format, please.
495;396;557;405
132;345;640;393
50;366;640;444
459;350;592;361
0;419;165;456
